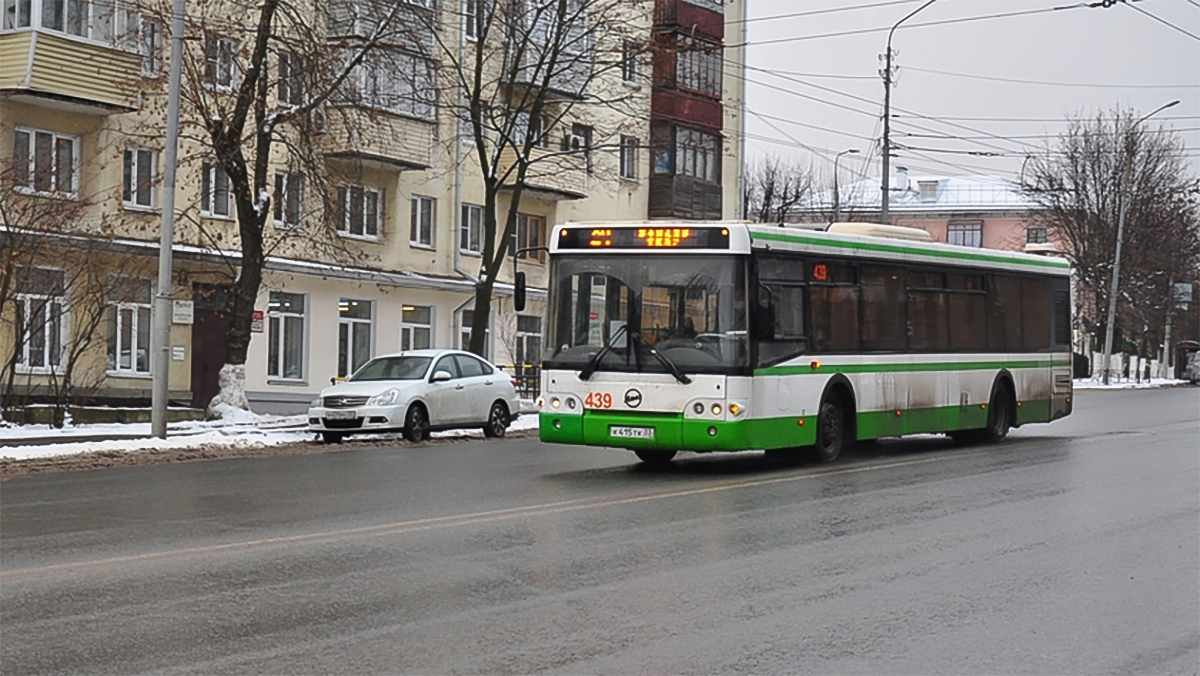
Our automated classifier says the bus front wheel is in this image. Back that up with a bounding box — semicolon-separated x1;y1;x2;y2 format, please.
634;449;677;466
812;398;846;463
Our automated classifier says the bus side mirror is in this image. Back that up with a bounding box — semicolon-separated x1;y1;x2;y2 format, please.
513;271;527;312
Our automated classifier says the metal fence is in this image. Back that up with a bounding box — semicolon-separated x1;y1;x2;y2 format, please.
502;365;541;400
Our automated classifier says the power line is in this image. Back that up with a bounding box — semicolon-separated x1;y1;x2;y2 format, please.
731;0;921;26
900;65;1199;89
1124;2;1200;41
896;127;1200;140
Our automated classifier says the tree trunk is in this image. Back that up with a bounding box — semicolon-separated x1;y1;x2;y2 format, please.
468;279;496;357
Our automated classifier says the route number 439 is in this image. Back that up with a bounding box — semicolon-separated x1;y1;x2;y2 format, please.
585;392;614;409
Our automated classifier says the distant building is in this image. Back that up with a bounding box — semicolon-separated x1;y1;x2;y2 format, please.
791;168;1057;256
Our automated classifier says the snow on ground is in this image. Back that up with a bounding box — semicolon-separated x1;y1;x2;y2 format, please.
1073;377;1188;390
0;407;541;461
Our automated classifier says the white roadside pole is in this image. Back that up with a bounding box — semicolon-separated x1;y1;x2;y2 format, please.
150;0;187;438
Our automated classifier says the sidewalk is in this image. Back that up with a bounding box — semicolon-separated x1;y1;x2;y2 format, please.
1073;377;1191;390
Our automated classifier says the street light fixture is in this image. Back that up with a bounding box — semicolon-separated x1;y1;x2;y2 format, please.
880;0;937;225
1099;99;1180;385
832;148;859;223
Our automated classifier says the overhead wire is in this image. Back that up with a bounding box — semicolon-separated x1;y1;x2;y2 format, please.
1123;2;1200;41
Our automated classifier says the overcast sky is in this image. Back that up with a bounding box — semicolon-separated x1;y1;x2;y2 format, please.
739;0;1200;186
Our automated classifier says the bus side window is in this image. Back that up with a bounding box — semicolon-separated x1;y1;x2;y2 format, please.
1051;277;1071;349
988;275;1023;351
861;265;906;351
756;283;808;367
1022;277;1052;351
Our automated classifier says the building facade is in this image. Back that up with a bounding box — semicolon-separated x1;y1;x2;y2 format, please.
1;0;747;414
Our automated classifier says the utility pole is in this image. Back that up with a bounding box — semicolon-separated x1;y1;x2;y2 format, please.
880;0;936;225
1100;100;1180;385
150;0;187;438
832;148;859;223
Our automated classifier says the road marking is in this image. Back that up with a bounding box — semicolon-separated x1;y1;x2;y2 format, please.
2;448;996;581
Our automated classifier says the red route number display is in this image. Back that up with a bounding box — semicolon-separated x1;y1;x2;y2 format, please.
584;392;614;409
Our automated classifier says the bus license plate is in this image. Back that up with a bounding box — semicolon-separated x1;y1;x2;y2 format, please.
610;426;654;439
324;410;357;420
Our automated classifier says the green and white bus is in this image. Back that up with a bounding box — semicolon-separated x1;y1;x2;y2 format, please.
533;221;1073;465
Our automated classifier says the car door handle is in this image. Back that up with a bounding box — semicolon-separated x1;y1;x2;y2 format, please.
484;380;493;386
455;384;465;390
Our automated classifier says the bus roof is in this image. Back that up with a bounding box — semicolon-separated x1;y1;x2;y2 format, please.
549;221;1071;275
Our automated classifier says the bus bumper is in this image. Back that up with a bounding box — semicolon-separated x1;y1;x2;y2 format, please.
539;411;817;452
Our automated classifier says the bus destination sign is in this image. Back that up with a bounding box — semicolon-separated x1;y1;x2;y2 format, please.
558;226;730;250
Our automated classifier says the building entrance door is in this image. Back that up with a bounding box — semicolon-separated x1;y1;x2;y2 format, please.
191;284;231;409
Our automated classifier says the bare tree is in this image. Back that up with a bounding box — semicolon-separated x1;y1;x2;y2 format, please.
424;0;648;356
742;155;816;224
1021;108;1200;352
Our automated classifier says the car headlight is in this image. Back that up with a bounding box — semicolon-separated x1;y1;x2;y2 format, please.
366;388;402;407
311;396;323;407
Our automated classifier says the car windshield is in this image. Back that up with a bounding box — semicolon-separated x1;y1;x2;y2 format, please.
544;254;749;374
348;356;432;382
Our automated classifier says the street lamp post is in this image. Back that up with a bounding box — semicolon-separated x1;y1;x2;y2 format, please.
832;148;859;223
1099;100;1180;385
880;0;936;225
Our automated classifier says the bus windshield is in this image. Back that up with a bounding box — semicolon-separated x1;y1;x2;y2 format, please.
544;254;749;374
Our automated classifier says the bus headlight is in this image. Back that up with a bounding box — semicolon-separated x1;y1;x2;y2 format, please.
693;402;704;415
551;397;561;408
711;403;722;416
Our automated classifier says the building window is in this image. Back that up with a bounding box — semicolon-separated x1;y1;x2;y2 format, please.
460;203;483;254
123;147;156;209
568;123;593;172
201;161;232;218
1026;226;1048;244
204;32;238;91
463;0;478;40
278;51;303;106
274;172;304;229
512;112;547;148
676;36;722;98
511;213;545;262
460;309;488;359
336;184;380;239
13;268;67;373
675;127;719;183
139;18;160;75
13;128;77;196
267;291;305;379
352;49;435;120
3;0;31;28
515;315;541;375
619;135;637;180
401;305;432;350
621;40;639;84
918;180;939;202
947;220;983;248
410;195;435;247
106;276;151;374
337;299;372;378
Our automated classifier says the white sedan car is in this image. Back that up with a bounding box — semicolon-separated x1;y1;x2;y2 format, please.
308;349;520;444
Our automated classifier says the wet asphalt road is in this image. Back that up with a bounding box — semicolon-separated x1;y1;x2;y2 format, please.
1;388;1198;675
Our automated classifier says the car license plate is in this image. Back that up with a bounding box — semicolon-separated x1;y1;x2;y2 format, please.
325;410;357;420
610;426;654;439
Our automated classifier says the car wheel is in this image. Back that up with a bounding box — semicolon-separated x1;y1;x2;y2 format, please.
403;404;429;443
982;384;1011;443
483;401;509;438
321;431;344;444
811;397;845;463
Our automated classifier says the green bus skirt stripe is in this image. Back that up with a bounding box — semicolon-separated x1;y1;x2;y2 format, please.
755;359;1070;377
752;230;1071;271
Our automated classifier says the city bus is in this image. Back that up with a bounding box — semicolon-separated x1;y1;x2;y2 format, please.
529;221;1073;465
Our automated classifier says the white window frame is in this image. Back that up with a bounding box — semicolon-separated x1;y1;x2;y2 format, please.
205;32;238;92
106;276;152;375
401;305;433;351
274;171;304;229
410;195;435;248
13;127;79;198
619;135;637;180
948;220;983;248
515;314;542;375
337;298;373;378
267;291;306;381
336;183;381;240
278;50;302;107
123;146;157;210
13;268;69;375
621;40;639;85
460;203;482;254
511;213;545;263
138;17;160;76
459;309;489;360
463;0;478;41
200;160;232;218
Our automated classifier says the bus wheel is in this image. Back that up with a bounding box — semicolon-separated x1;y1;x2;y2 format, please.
982;385;1011;443
634;449;677;466
812;398;846;463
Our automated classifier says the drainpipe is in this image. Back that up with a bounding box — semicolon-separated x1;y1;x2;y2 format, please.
453;22;479;337
22;30;38;88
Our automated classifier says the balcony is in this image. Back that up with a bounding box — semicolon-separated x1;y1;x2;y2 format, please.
498;146;587;201
653;0;724;40
0;31;140;113
323;107;432;172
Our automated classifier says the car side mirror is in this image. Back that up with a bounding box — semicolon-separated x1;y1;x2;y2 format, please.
431;370;453;383
513;271;527;312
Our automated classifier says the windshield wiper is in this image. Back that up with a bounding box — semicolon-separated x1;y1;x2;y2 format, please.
642;337;693;385
578;323;629;381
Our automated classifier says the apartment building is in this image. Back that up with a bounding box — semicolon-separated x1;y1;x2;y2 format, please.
0;0;747;414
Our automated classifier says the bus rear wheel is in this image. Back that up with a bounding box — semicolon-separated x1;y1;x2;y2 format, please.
811;398;846;463
634;449;677;466
951;384;1011;445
